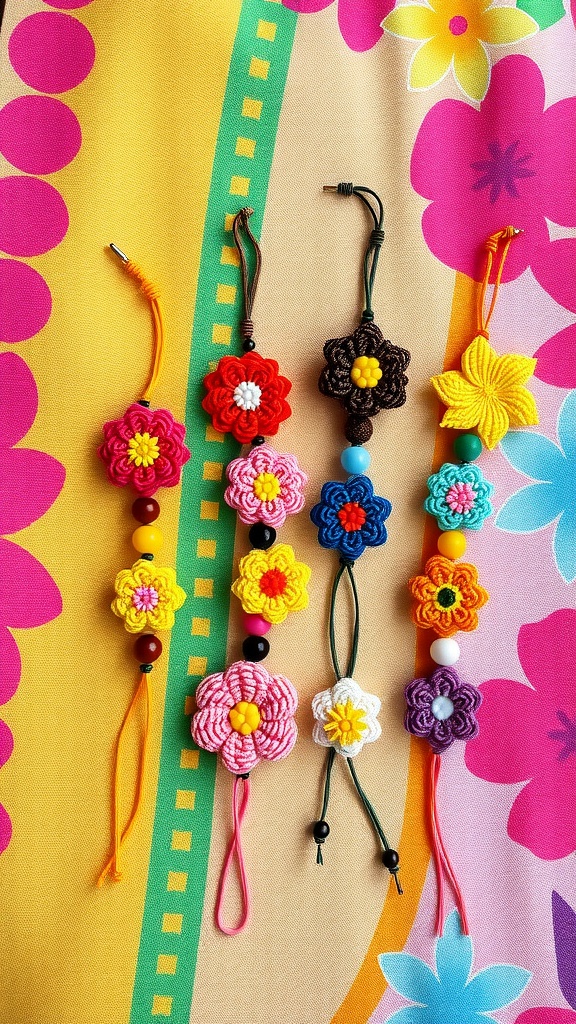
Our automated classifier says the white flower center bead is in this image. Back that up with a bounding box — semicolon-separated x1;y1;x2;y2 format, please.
431;695;454;721
233;380;262;411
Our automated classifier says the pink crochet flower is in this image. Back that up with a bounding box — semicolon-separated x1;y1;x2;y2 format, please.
191;660;298;774
532;239;576;389
98;403;190;496
411;55;576;283
224;443;307;528
282;0;394;52
465;609;576;861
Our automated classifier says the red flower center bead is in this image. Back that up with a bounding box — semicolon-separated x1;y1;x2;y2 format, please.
337;501;367;532
259;568;288;598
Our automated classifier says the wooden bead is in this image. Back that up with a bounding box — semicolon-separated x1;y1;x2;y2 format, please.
132;498;160;524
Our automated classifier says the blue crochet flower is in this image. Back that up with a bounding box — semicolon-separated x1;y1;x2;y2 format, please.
379;910;531;1024
310;475;391;559
424;462;494;531
496;390;576;583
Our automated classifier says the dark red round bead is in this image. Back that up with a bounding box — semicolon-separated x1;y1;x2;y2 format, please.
132;498;160;524
134;634;163;663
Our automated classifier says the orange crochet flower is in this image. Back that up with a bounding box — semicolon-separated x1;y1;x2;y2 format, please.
408;555;488;638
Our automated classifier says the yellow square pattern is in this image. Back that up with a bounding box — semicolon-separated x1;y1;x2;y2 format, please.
200;500;219;521
224;213;235;231
256;19;277;40
249;57;270;79
220;245;240;266
229;175;250;197
171;830;192;851
167;871;188;892
235;136;256;158
180;748;200;770
194;578;214;598
184;695;194;715
205;424;225;443
203;460;223;481
175;789;196;810
197;539;216;559
216;283;236;304
242;97;263;120
162;913;183;934
212;323;232;345
187;656;207;677
192;617;210;637
156;954;178;975
152;995;173;1016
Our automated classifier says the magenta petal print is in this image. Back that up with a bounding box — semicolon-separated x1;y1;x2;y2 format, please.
411;55;576;282
282;0;393;51
531;239;576;387
465;609;576;860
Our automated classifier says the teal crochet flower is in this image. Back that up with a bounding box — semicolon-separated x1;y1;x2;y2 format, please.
378;911;531;1024
496;390;576;583
424;462;494;532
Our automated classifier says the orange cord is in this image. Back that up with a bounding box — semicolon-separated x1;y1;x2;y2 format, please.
476;226;521;337
97;670;152;886
123;259;165;404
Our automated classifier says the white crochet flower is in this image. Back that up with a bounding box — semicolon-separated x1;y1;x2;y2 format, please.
312;677;381;758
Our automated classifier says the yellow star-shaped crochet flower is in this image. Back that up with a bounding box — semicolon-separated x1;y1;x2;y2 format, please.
431;334;538;450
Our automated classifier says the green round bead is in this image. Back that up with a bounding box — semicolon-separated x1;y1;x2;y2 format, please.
454;433;482;462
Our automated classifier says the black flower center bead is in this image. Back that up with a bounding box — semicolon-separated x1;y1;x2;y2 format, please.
437;586;458;608
318;321;410;419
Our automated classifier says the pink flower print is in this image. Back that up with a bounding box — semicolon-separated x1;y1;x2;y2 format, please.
411;55;576;283
98;403;190;497
191;660;298;774
224;443;307;529
530;239;576;389
282;0;394;52
446;481;475;514
465;609;576;860
132;585;158;612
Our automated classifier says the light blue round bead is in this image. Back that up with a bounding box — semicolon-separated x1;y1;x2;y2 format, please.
340;445;371;475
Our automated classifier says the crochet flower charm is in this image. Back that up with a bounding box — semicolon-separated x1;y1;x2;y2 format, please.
191;660;298;774
425;461;494;532
231;543;311;624
319;321;410;420
431;334;538;450
225;443;307;528
98;403;190;497
111;559;186;633
404;666;482;754
409;555;488;637
202;351;292;444
312;677;381;758
310;475;392;560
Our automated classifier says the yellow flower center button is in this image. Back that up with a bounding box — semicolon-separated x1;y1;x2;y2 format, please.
253;472;281;502
350;355;382;389
229;700;262;736
127;432;160;467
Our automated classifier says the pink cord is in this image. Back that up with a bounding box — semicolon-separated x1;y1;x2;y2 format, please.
430;753;470;936
215;774;251;936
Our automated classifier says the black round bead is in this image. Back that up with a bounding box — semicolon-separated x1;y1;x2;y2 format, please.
248;523;276;549
141;552;154;561
313;820;330;842
251;435;265;446
242;635;270;662
242;339;256;352
382;848;399;870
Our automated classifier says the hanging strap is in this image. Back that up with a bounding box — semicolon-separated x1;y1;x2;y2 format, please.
476;226;522;338
429;753;469;936
97;669;152;885
329;558;360;681
323;182;385;322
109;244;166;404
232;207;262;340
215;774;252;935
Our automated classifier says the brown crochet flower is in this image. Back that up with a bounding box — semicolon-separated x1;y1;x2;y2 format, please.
318;321;410;418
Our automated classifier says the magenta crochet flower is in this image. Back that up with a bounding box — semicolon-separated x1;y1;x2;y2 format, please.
282;0;394;52
224;443;307;528
98;402;190;496
191;660;298;774
466;609;576;861
411;55;576;284
405;666;481;754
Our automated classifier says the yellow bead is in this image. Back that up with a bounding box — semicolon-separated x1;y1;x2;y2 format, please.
132;524;164;555
437;530;467;560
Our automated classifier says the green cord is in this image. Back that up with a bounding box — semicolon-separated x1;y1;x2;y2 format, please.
315;747;336;865
346;757;403;895
335;183;384;322
329;560;360;682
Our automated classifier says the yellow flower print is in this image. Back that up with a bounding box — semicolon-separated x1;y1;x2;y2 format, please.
431;334;538;450
383;0;538;102
112;559;186;633
231;543;311;624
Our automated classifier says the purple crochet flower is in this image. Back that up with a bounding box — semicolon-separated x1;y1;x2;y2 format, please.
404;666;482;754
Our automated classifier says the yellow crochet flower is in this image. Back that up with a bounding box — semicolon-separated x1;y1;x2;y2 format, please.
431;334;538;450
383;0;537;102
112;559;186;633
231;543;311;624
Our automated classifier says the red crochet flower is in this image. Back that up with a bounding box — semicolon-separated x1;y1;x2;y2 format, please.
98;403;190;497
202;352;292;444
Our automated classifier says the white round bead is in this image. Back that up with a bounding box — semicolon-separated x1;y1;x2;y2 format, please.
430;637;460;666
431;695;454;721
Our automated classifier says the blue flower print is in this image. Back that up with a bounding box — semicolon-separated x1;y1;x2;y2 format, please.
378;910;531;1024
496;389;576;583
310;475;391;560
424;462;494;532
